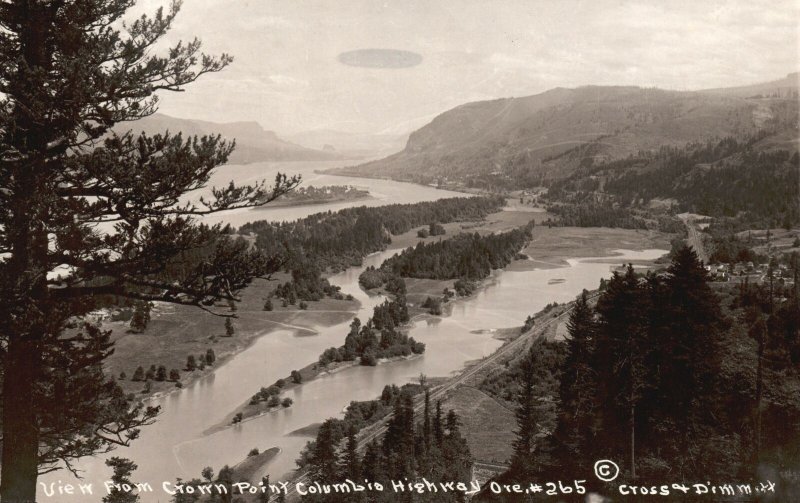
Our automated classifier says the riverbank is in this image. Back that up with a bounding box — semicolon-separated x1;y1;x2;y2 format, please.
200;209;543;432
268;194;372;207
508;225;673;271
104;276;361;400
107;212;671;402
190;244;669;492
203;351;425;436
268;188;372;208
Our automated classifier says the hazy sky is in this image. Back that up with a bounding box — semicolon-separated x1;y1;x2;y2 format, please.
142;0;799;135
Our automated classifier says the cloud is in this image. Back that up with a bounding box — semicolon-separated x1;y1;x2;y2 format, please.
152;0;799;134
338;49;423;69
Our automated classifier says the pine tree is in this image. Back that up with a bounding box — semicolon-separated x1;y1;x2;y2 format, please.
225;318;235;337
434;400;444;447
662;247;723;428
339;428;361;482
555;290;597;470
102;457;140;503
129;301;153;333
309;420;340;484
361;441;384;483
132;366;145;382
215;465;234;503
0;1;298;497
423;389;432;452
593;265;651;479
206;349;216;365
186;355;197;371
510;345;548;477
383;390;415;479
440;410;473;490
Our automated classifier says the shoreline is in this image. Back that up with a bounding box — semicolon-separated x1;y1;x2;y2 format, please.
202;352;424;436
204;236;671;482
318;169;483;197
130;223;670;409
108;292;362;404
202;240;543;437
267;193;373;208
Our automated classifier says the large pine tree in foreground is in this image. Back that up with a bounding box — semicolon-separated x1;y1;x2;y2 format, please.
0;1;298;500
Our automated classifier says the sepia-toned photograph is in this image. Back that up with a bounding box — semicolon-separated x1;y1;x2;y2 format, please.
0;1;798;502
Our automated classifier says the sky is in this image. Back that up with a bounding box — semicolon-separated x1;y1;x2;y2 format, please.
139;0;800;135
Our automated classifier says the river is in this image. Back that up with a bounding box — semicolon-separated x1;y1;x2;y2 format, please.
38;160;665;502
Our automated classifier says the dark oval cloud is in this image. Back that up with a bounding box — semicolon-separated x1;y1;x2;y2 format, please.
338;49;423;69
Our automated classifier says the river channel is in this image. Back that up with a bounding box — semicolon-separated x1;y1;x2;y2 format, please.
39;160;665;502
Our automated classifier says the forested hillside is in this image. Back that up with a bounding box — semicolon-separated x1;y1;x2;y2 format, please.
240;196;505;271
239;197;505;303
372;224;533;281
332;77;798;191
299;388;473;503
479;248;800;501
547;132;800;229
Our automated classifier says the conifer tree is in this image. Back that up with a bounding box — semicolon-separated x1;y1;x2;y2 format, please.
339;428;361;484
383;390;415;479
0;1;298;499
555;289;597;470
510;345;549;477
129;301;153;333
593;265;651;478
102;457;140;503
309;420;340;484
423;388;432;452
434;400;444;446
132;366;145;382
662;247;723;431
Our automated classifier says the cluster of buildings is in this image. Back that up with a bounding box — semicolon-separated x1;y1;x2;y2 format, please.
705;261;793;283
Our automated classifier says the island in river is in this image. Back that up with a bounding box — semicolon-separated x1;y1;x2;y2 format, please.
268;184;370;207
201;206;673;439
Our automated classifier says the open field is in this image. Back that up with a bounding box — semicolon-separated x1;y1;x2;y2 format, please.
388;203;547;251
509;225;673;271
104;277;360;399
441;386;516;464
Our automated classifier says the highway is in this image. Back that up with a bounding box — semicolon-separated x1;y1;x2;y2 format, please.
678;213;709;264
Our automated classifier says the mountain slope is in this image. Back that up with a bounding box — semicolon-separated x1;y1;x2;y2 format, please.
116;113;342;164
700;72;799;99
332;79;798;189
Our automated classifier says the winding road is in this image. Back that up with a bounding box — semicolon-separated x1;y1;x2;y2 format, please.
678;213;709;264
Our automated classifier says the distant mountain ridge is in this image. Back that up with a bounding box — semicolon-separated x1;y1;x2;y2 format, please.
700;72;799;98
117;113;343;164
286;129;408;158
331;74;799;188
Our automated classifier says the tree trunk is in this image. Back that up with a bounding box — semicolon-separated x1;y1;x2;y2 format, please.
754;323;765;466
1;337;42;502
630;400;636;480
